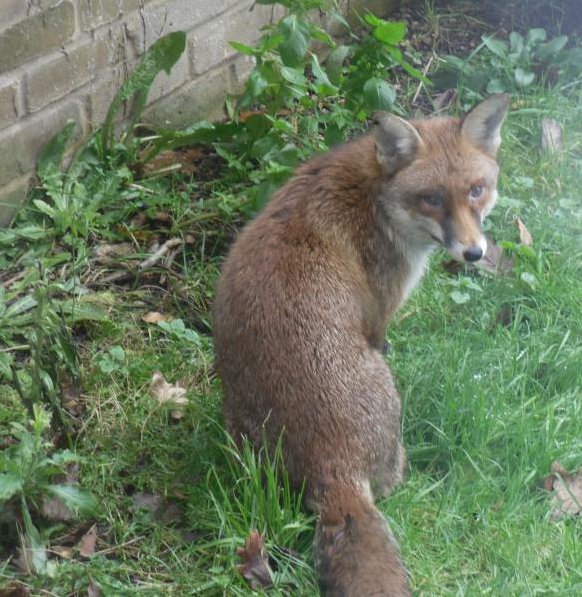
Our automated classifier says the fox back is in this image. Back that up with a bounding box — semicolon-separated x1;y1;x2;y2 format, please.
213;95;509;595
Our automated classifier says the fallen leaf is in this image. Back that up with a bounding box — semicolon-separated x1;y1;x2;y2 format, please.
433;88;457;112
442;237;514;275
141;311;168;324
237;530;274;590
93;242;134;262
51;545;73;559
78;525;98;558
541;117;563;154
515;217;533;246
87;581;102;597
41;495;73;521
131;492;163;514
149;372;188;419
0;582;30;597
478;238;515;274
544;462;582;521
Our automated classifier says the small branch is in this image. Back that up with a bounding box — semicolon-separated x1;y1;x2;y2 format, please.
139;238;183;270
412;55;434;107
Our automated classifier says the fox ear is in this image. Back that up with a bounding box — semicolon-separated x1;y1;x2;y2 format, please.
461;94;510;156
374;112;423;172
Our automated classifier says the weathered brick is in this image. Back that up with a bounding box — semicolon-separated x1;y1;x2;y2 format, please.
190;2;273;76
0;101;85;188
0;77;19;130
0;0;27;31
0;175;30;227
144;66;230;129
86;70;130;127
148;50;190;103
0;2;75;75
79;0;142;31
25;41;108;113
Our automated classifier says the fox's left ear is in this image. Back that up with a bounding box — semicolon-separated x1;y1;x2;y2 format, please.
461;94;510;156
374;112;424;173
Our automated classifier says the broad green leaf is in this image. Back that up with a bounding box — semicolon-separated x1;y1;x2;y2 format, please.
372;20;407;45
278;15;310;67
229;41;256;56
362;78;396;112
101;31;186;153
32;199;56;218
526;28;547;46
325;45;351;85
0;352;13;379
481;35;508;59
509;31;524;54
514;68;535;87
451;291;470;304
535;36;568;60
363;12;381;27
520;272;537;289
487;78;507;94
4;295;37;318
22;503;48;575
281;66;307;86
45;484;97;515
310;54;338;95
0;473;22;501
37;121;76;177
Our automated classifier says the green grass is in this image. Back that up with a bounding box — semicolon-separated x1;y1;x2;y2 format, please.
2;17;582;597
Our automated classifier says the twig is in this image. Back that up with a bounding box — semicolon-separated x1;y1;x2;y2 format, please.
412;55;434;106
139;238;183;270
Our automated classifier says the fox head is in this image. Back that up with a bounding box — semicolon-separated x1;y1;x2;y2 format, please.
374;95;510;263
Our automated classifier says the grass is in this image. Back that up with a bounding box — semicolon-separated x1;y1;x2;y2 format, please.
2;6;582;596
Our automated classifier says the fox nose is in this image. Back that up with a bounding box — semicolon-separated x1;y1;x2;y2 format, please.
463;246;483;262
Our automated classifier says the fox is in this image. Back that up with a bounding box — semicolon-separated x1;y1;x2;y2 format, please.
213;94;510;595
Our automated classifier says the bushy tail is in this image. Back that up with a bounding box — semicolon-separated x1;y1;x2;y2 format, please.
313;485;410;597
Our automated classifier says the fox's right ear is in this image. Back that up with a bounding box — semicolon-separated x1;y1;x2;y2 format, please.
374;113;423;173
461;94;510;156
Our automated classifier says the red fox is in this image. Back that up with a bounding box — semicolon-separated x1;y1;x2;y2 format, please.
213;94;510;595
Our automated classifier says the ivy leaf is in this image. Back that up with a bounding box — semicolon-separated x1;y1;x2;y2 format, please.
362;78;396;112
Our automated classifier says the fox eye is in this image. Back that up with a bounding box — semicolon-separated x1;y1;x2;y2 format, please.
469;185;484;199
422;194;444;208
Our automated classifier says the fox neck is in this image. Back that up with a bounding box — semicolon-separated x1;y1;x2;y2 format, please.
360;210;436;324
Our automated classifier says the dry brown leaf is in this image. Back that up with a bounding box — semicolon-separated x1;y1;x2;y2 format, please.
433;88;457;113
51;545;73;559
544;462;582;521
78;525;98;558
515;217;533;246
87;581;102;597
236;530;274;590
41;495;73;522
0;582;30;597
149;372;188;419
131;492;163;513
93;242;134;262
478;240;515;274
141;311;168;324
541;117;563;154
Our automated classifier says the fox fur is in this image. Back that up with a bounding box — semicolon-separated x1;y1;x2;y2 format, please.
213;94;510;595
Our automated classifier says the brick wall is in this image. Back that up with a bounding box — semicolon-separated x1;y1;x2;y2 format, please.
0;0;397;225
